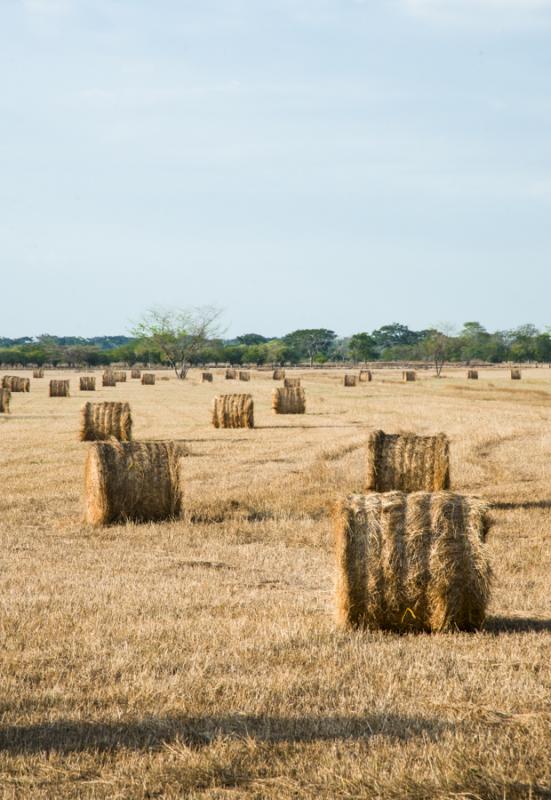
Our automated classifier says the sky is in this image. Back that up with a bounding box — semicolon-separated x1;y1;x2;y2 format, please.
1;0;551;339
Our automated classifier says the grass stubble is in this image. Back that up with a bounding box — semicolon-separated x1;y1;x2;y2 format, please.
0;367;550;798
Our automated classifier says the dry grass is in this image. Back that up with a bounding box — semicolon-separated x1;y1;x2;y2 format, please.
366;430;450;492
1;367;551;798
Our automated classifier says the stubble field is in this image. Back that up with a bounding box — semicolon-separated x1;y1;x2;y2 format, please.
1;367;550;799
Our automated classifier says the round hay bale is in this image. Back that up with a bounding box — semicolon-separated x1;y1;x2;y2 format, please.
131;369;141;379
272;386;306;414
33;369;44;379
511;369;522;380
467;370;479;380
225;368;237;379
334;491;492;632
80;401;132;442
84;441;182;526
239;371;251;381
102;373;116;387
284;377;301;388
80;376;96;391
202;372;213;383
212;394;254;428
113;371;127;382
344;374;357;387
366;430;450;493
141;373;156;385
273;369;286;380
359;370;372;382
0;388;10;413
403;371;416;382
49;380;70;397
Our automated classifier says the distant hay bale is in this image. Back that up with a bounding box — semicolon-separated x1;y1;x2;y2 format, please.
334;491;492;632
239;371;251;381
344;374;357;387
141;373;156;385
359;370;372;382
212;394;254;428
284;377;301;388
202;372;213;383
2;376;29;392
33;369;44;379
113;371;127;382
403;371;416;382
102;373;116;387
0;388;10;413
49;380;70;397
273;368;286;380
131;369;141;379
467;370;479;380
84;441;181;526
272;386;306;414
366;430;450;493
511;369;522;380
80;401;132;442
79;377;96;391
225;369;237;379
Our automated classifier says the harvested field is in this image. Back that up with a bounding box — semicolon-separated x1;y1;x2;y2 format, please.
1;366;550;799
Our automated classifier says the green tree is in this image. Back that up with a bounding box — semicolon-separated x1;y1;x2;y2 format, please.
349;332;378;363
283;329;337;367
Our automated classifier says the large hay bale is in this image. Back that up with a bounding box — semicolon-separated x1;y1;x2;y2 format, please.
113;371;127;382
202;372;213;383
467;370;478;380
49;380;70;397
344;374;357;387
403;371;416;382
272;386;306;414
33;369;44;379
2;376;29;392
212;394;254;428
273;368;286;380
131;369;141;379
511;369;522;380
359;370;372;382
225;368;237;379
366;430;450;493
0;388;10;413
84;441;181;526
334;491;492;632
141;373;156;385
284;377;301;388
239;371;251;381
102;373;116;387
80;376;96;391
80;401;132;441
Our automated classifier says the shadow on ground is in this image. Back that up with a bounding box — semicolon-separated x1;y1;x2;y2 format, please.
0;713;453;754
485;616;551;633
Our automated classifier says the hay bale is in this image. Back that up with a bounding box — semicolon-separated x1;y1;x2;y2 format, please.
284;377;301;388
212;394;254;428
141;373;156;385
334;491;492;632
84;441;181;526
467;370;478;380
272;386;306;414
366;430;450;493
80;401;132;442
80;376;96;391
273;369;286;380
359;370;372;382
102;372;116;387
403;371;416;382
113;371;127;382
225;369;237;379
239;371;251;381
201;372;213;383
344;374;357;387
49;380;70;397
0;388;10;413
33;369;44;379
2;376;29;392
511;369;522;380
131;369;141;379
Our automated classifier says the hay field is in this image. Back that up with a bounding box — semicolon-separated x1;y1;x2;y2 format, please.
1;367;550;799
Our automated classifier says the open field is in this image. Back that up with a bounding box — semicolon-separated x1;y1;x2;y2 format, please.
1;367;550;799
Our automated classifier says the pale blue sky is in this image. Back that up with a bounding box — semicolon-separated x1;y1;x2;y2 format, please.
1;0;550;338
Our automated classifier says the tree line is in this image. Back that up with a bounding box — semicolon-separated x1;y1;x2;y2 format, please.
1;317;551;373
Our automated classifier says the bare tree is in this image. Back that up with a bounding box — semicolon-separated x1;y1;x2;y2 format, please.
131;306;224;378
